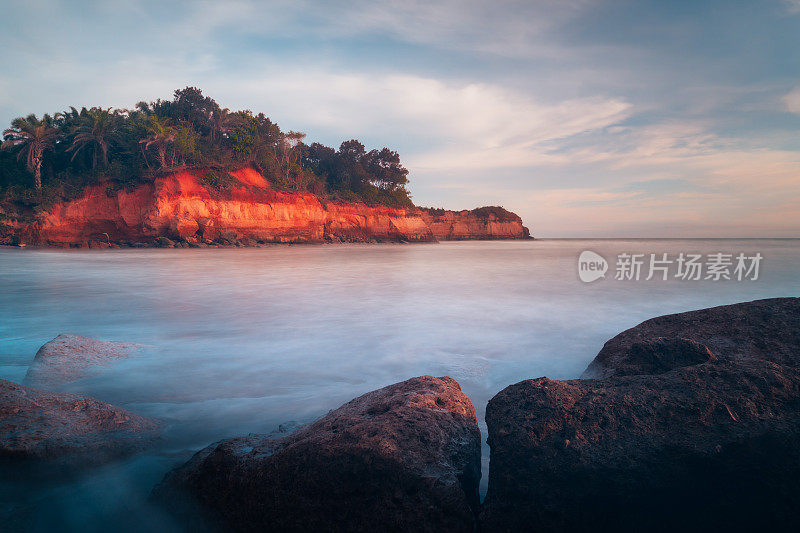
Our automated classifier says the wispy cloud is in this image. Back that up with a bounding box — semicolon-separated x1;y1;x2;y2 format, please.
784;0;800;14
782;87;800;114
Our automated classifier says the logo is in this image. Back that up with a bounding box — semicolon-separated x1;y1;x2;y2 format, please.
578;250;608;283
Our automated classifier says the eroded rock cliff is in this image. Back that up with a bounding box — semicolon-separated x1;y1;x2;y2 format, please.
0;169;530;246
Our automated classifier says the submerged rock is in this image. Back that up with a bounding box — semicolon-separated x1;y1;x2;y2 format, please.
24;334;141;390
482;297;800;532
0;379;161;465
152;375;481;532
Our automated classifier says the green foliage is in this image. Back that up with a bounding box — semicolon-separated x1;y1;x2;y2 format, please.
470;206;520;222
0;87;414;207
227;112;259;157
200;169;238;191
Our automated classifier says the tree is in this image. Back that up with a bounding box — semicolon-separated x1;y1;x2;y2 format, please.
277;131;306;188
336;139;370;192
0;87;415;207
227;111;259;159
1;114;60;191
139;115;175;169
363;148;408;191
303;142;337;175
67;107;119;170
171;86;219;133
339;139;366;163
248;113;281;172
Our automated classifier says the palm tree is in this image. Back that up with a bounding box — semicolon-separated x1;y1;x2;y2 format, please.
1;114;60;191
67;107;119;169
139;115;175;169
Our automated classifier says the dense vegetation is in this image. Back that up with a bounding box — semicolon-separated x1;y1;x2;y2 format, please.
0;87;412;207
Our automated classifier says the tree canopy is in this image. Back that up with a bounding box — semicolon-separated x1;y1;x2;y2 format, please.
0;87;413;207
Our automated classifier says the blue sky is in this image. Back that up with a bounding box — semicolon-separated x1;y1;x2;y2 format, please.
1;0;799;236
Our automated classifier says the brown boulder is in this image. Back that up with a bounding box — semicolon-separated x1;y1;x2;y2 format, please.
482;298;800;532
24;334;141;390
583;297;800;378
152;376;481;532
0;379;161;465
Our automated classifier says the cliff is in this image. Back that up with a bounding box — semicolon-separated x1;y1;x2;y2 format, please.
0;169;530;247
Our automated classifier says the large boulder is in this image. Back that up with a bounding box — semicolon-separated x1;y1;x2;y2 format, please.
24;334;141;390
482;298;800;532
152;376;481;532
0;379;161;465
583;297;800;378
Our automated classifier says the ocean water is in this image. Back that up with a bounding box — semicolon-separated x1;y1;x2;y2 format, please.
1;239;798;531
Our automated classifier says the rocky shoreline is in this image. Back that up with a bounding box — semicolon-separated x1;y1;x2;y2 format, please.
0;168;531;248
2;297;799;531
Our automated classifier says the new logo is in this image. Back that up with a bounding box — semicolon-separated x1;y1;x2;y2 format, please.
578;251;608;283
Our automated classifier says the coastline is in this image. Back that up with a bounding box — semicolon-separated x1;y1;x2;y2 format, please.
0;168;531;248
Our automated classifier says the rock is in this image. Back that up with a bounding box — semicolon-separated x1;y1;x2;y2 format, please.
583;297;800;378
152;376;481;532
155;236;175;248
482;297;800;532
0;379;161;465
169;217;199;239
24;334;141;390
197;217;219;243
216;230;239;244
585;336;717;377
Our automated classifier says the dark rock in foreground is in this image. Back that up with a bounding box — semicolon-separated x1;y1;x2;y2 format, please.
24;334;141;390
0;379;161;465
152;376;481;532
482;297;800;532
583;297;800;378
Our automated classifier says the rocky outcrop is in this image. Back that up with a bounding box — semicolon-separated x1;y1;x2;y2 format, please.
482;298;800;532
152;376;481;532
1;169;530;246
23;334;141;390
420;206;530;240
0;379;161;465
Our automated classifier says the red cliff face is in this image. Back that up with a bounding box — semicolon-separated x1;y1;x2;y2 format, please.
421;207;530;241
2;169;530;246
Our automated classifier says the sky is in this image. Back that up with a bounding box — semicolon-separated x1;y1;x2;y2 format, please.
1;0;799;237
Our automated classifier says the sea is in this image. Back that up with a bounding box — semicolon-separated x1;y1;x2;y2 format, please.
1;239;798;531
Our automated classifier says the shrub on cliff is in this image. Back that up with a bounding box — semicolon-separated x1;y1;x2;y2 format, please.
470;206;520;222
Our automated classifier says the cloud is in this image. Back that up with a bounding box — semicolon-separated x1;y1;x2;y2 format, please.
784;0;800;14
199;72;633;165
1;0;799;237
782;87;800;114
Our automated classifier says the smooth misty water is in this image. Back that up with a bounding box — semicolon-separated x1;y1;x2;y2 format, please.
1;239;799;531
